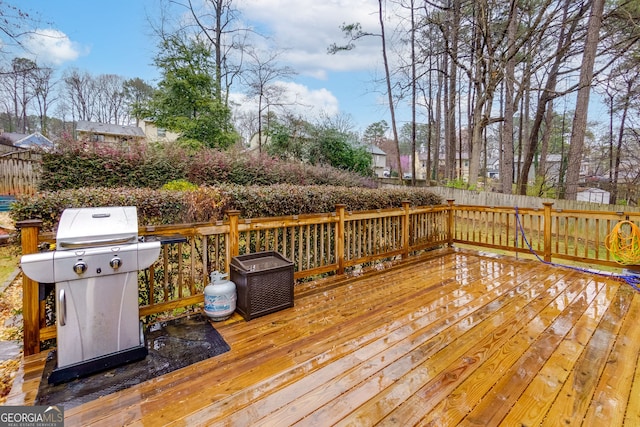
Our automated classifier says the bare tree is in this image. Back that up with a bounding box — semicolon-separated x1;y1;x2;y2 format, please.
63;68;96;122
377;0;402;181
409;0;418;184
442;0;460;182
501;0;517;194
0;57;36;133
606;60;640;204
565;0;606;200
0;1;37;54
94;74;126;124
31;65;57;136
328;0;403;180
516;0;589;195
241;47;295;152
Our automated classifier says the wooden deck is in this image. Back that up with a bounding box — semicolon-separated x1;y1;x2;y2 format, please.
8;247;640;426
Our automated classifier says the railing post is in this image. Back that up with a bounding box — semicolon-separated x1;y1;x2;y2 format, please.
336;204;346;275
16;219;42;356
447;199;455;247
226;210;241;274
402;200;410;258
543;202;553;263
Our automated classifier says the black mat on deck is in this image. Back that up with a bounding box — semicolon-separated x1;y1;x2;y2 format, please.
35;314;230;409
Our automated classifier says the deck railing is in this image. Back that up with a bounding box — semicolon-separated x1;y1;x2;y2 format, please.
17;200;638;355
451;202;640;268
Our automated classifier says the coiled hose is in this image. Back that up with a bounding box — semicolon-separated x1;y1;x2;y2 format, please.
515;207;640;290
605;220;640;265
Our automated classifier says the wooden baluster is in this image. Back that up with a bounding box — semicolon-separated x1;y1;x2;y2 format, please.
447;200;455;247
336;204;345;275
226;210;241;274
543;202;553;263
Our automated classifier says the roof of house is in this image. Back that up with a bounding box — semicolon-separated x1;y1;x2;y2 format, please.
367;144;386;156
578;187;609;194
546;154;563;162
0;132;29;144
14;132;54;150
76;120;146;138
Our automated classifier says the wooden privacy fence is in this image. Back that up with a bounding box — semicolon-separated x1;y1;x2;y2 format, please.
0;151;41;195
17;200;639;355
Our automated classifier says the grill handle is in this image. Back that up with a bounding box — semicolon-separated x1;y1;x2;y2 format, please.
143;235;188;245
59;289;66;326
160;235;188;245
59;236;137;249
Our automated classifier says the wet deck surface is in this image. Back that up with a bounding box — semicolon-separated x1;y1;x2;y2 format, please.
8;248;640;426
34;314;230;408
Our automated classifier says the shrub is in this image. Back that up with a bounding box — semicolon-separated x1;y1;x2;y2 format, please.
39;137;375;191
11;185;442;232
162;179;199;191
11;188;187;231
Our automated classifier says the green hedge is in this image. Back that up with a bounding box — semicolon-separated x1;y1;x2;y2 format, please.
38;140;375;191
11;185;443;232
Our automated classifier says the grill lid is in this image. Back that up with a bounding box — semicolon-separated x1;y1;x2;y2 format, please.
56;206;139;250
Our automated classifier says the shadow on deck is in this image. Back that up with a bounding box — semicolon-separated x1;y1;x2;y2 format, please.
8;247;640;426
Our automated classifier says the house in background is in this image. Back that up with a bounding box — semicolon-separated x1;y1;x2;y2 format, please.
139;120;180;144
14;132;54;150
0;130;54;152
368;144;387;178
247;132;271;152
406;149;469;182
76;120;146;145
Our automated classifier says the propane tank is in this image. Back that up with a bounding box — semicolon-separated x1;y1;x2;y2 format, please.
204;271;237;321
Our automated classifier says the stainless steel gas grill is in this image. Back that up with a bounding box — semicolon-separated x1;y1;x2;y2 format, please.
20;206;161;384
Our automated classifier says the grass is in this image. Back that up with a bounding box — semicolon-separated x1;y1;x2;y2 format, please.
0;242;22;406
0;244;19;286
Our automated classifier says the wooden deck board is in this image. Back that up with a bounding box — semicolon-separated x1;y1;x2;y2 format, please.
589;288;640;426
9;248;640;426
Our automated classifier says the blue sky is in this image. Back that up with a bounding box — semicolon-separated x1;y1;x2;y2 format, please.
12;0;609;139
16;0;393;133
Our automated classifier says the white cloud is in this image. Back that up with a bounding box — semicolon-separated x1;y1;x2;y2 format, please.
232;80;340;120
237;0;381;76
23;29;86;65
279;81;340;117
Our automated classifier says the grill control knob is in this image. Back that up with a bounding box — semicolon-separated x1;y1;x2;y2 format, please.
109;257;122;270
73;260;87;275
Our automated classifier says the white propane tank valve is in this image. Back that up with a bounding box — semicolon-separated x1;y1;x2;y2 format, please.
204;271;237;321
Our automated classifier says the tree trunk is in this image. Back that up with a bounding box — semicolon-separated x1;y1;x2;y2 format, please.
410;0;417;185
518;0;585;195
536;101;554;187
468;96;483;187
611;80;632;205
434;54;443;181
565;0;605;200
378;0;402;180
445;0;460;181
502;1;517;194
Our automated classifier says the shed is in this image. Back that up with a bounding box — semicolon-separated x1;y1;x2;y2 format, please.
577;187;610;204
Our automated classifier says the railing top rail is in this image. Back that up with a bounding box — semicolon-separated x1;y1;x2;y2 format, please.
410;205;450;213
238;212;339;231
141;222;216;236
345;209;405;220
451;204;544;214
